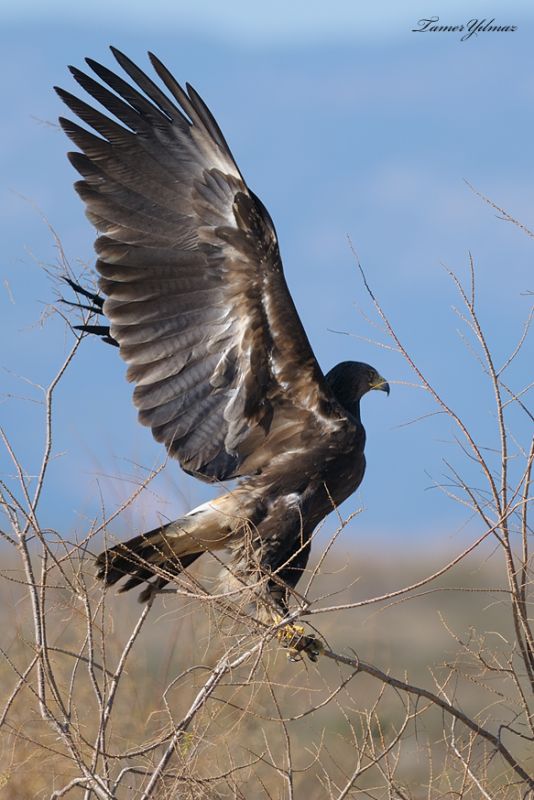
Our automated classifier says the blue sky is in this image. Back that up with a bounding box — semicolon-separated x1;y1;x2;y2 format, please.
5;0;534;41
1;3;532;558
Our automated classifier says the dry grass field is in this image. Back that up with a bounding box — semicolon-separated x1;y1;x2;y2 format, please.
0;539;531;799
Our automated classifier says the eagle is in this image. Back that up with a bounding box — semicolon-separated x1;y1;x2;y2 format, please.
57;48;389;656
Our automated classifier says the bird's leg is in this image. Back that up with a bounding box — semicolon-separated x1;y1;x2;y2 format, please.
273;614;323;662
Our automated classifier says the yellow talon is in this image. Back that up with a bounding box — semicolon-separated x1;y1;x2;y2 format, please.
276;621;323;662
277;622;305;645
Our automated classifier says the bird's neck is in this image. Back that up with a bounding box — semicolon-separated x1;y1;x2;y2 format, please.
326;364;366;424
333;392;363;424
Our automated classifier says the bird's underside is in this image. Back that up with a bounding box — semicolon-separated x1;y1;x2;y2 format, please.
58;48;389;654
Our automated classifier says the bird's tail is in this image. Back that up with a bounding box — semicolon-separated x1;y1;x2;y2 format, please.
95;497;240;602
95;523;203;602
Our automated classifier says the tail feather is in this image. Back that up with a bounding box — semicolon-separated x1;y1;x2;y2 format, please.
95;523;203;599
119;552;201;595
95;495;244;601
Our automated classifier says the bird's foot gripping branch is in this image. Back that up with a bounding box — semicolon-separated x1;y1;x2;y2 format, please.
275;620;323;662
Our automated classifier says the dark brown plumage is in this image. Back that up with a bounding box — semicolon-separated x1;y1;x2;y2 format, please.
57;48;389;621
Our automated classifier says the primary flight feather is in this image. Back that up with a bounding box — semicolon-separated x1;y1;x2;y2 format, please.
57;48;389;641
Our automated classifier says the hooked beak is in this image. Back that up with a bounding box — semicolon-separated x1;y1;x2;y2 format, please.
370;375;390;396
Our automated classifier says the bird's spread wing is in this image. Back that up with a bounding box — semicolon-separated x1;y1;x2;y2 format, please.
57;48;344;481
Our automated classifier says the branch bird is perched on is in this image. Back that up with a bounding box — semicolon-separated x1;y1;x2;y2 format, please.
57;48;389;658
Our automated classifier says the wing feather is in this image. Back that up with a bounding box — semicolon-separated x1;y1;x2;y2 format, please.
58;48;343;481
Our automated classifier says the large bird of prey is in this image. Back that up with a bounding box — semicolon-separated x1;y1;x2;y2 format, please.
57;48;389;655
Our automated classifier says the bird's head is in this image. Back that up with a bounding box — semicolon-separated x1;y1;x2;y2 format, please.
326;360;389;416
